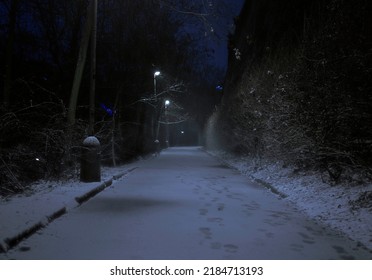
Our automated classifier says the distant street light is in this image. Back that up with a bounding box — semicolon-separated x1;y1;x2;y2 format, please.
153;71;161;100
153;71;161;149
165;99;170;107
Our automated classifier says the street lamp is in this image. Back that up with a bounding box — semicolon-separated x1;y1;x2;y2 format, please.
164;99;170;148
153;71;161;151
88;0;98;135
154;71;161;100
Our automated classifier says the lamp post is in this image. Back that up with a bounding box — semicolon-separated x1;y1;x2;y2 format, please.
153;71;161;151
153;71;161;100
81;0;100;183
88;0;98;135
164;99;170;148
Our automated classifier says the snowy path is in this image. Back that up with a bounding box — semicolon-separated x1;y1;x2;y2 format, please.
4;147;372;259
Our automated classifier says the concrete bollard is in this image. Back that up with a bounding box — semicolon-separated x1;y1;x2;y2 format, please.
80;136;101;182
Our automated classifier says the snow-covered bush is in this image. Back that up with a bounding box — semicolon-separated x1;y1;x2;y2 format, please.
214;0;372;184
0;102;86;196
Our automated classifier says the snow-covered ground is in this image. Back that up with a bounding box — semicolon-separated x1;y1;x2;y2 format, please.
0;163;139;253
1;149;371;257
209;150;372;251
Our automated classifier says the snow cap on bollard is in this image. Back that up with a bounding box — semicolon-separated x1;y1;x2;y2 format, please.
82;136;100;147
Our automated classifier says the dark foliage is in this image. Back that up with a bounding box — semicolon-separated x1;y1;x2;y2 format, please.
208;0;372;183
0;99;83;195
0;0;223;195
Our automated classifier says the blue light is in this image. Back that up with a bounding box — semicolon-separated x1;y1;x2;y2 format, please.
100;103;114;117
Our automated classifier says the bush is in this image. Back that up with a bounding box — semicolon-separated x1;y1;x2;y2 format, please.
211;0;372;183
0;102;86;196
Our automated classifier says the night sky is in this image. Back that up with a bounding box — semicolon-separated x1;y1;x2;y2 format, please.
207;0;245;69
163;0;245;71
0;0;245;70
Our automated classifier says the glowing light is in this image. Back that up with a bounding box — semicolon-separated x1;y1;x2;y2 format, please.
100;103;114;117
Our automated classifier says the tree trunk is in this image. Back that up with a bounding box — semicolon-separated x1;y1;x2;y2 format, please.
67;0;94;127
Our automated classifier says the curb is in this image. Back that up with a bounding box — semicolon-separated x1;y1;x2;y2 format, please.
0;167;138;254
202;149;288;199
252;178;288;199
75;180;111;204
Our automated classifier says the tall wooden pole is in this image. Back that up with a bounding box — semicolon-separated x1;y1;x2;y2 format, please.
88;0;98;135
